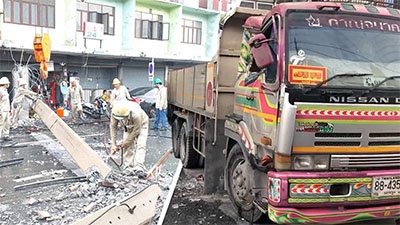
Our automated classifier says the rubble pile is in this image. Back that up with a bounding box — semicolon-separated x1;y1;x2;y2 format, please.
0;170;173;225
0;121;176;225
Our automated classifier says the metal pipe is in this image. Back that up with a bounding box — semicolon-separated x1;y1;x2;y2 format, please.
14;176;87;190
213;61;219;145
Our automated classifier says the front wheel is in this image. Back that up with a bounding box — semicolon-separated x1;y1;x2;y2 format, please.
225;144;264;222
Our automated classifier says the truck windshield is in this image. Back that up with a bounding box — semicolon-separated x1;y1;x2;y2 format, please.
286;12;400;89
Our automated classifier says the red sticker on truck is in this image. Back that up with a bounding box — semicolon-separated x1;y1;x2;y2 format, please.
288;65;327;85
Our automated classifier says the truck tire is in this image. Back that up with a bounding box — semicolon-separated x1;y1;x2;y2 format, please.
171;119;180;158
225;144;264;222
179;122;198;168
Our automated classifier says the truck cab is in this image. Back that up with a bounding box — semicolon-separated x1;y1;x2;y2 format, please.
224;1;400;223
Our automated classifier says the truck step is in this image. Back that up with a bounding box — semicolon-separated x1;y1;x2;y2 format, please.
253;200;268;214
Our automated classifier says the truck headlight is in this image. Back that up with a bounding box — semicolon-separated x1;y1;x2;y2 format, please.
293;155;329;171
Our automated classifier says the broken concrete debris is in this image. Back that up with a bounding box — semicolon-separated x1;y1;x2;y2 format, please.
83;202;96;213
36;210;51;220
26;197;39;205
1;119;175;225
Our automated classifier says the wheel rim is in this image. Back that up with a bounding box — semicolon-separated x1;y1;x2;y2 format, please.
230;159;253;208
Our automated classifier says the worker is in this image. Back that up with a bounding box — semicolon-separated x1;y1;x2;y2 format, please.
153;78;168;131
110;100;148;179
101;89;110;102
0;77;11;142
64;81;83;120
11;79;37;128
110;78;131;106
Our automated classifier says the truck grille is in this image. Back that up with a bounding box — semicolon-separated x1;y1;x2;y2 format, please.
331;154;400;170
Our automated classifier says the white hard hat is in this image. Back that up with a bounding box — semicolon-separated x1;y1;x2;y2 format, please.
112;78;121;85
112;101;129;120
0;77;10;85
19;79;27;86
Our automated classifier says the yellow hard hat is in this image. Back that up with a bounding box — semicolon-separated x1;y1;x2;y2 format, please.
112;78;121;85
112;101;129;120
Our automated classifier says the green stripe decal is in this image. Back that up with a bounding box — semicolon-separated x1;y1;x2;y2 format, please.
236;95;256;109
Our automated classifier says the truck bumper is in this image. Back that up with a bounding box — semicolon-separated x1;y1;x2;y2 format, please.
268;203;400;224
266;169;400;224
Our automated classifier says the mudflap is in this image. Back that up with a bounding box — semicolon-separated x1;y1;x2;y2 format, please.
204;119;226;194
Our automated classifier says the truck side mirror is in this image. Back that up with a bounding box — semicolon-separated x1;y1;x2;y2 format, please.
249;34;274;69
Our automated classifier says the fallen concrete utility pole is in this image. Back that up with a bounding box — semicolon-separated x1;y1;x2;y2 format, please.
14;176;87;190
32;100;111;178
0;157;24;168
73;184;162;225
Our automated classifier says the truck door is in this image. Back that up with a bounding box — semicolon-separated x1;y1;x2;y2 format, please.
250;15;281;149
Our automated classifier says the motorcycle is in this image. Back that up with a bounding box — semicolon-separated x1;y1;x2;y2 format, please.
81;97;110;121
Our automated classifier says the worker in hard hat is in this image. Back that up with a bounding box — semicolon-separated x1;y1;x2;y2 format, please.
152;78;168;131
11;79;38;128
110;100;148;179
0;77;11;142
64;81;84;120
110;78;131;106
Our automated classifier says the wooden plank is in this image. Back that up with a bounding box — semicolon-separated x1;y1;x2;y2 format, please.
32;100;111;178
73;185;162;225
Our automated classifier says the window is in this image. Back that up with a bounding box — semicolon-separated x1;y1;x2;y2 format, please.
135;11;169;40
257;3;272;10
240;1;255;8
182;19;202;44
76;1;115;35
3;0;55;28
263;17;279;83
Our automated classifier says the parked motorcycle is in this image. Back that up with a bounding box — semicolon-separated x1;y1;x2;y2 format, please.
81;97;110;121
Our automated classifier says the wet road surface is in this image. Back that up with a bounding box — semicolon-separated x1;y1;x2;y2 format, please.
0;118;178;224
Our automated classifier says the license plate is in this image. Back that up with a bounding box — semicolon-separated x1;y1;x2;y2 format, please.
372;176;400;197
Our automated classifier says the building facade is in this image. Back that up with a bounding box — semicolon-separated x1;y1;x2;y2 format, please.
0;0;239;100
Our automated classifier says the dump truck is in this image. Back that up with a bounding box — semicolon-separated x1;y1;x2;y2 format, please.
167;1;400;224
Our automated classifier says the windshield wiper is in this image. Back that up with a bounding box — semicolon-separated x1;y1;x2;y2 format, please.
362;75;400;96
305;73;373;93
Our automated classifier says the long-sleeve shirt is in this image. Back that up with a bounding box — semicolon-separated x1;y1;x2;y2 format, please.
0;87;10;112
12;87;37;105
65;85;83;105
155;85;167;109
110;85;131;105
110;101;148;147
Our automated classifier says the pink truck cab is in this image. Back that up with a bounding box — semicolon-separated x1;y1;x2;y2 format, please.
224;1;400;224
167;1;400;224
